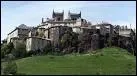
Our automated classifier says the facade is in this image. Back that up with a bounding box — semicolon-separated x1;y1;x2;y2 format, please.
7;24;33;44
26;37;51;52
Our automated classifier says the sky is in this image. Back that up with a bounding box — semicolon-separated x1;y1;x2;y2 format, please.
1;1;136;40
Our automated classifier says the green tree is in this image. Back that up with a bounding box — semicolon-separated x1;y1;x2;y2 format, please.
12;42;27;58
2;61;17;75
78;32;92;53
1;39;7;46
1;42;14;58
60;29;79;54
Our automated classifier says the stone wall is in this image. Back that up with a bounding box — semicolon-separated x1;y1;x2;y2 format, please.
7;28;31;44
10;37;26;49
91;34;99;51
43;26;72;50
7;30;18;44
119;29;132;37
26;37;51;52
49;27;60;48
50;26;72;48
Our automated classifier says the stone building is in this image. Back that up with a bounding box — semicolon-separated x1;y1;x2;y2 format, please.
39;10;90;33
7;10;90;52
119;29;135;37
6;10;136;54
52;10;64;21
68;11;81;20
7;24;33;44
118;27;136;55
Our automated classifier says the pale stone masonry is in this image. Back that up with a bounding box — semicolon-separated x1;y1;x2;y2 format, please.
26;37;51;52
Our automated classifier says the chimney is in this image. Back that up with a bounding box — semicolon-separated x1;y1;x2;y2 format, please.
52;9;54;18
80;11;81;18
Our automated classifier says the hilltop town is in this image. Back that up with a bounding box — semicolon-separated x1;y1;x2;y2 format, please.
6;10;136;55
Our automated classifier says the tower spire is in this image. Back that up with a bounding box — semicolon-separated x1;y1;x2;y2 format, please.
53;9;54;13
68;10;70;19
42;18;44;23
79;11;81;18
130;24;131;29
52;9;54;18
63;10;64;13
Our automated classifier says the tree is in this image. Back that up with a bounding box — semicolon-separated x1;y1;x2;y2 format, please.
1;39;7;45
2;61;17;75
60;29;79;54
78;32;92;53
1;42;14;58
43;43;52;54
12;42;27;58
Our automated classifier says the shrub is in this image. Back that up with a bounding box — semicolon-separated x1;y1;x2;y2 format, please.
1;42;14;58
12;42;27;58
2;61;17;75
100;53;104;56
60;30;79;54
43;43;52;54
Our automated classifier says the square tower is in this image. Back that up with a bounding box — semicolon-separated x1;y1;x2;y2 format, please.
52;10;64;21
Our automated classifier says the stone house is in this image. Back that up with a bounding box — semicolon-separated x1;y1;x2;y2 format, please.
7;24;33;44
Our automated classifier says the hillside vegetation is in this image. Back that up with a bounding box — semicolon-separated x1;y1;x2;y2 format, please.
15;47;136;75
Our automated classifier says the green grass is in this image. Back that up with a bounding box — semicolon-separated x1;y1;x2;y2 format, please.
11;47;137;75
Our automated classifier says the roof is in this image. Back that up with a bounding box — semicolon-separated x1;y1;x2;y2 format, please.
53;12;63;15
18;24;28;29
70;13;80;15
95;23;112;26
8;24;35;35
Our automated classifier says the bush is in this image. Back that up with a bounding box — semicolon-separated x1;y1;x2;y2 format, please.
1;42;14;58
7;54;15;60
27;50;34;56
12;42;27;58
43;43;52;54
60;30;79;54
2;61;17;75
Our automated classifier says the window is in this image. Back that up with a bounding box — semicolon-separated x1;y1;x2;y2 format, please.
58;17;60;21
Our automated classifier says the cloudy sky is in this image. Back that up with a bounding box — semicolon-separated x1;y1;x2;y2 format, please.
1;1;136;40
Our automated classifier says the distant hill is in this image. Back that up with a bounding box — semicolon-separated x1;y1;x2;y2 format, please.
15;47;136;75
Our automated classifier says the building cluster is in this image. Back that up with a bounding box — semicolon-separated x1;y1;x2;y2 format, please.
7;10;136;54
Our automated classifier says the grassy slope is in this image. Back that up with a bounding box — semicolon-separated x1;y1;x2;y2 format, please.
15;47;136;75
